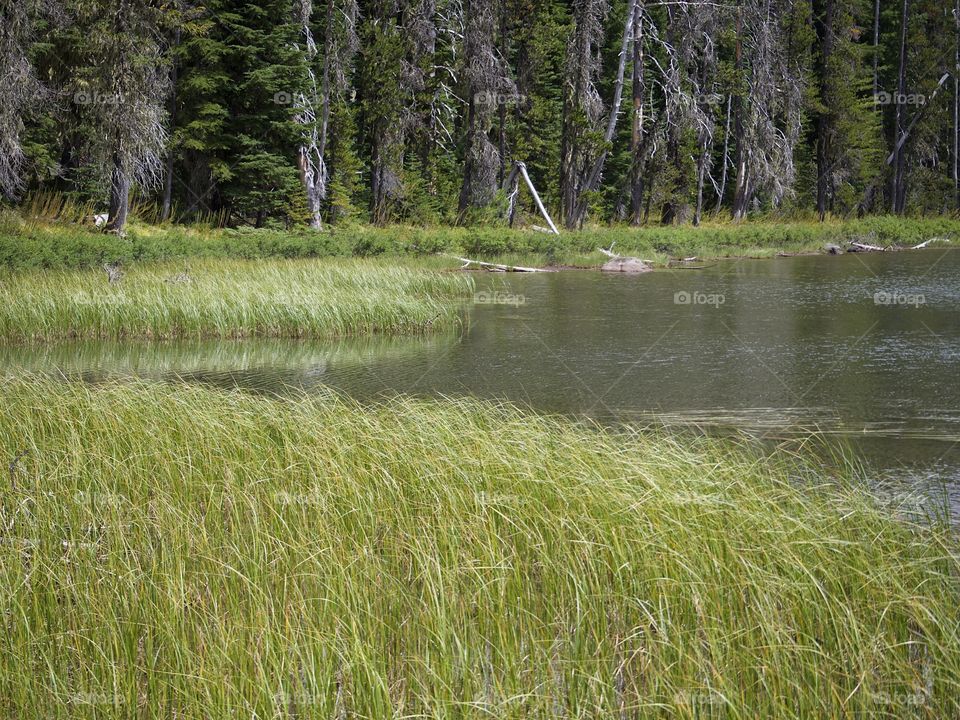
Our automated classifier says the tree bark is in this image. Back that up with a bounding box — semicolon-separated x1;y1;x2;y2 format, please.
629;1;645;225
161;27;181;223
715;95;732;212
571;0;638;227
871;0;880;101
731;4;750;220
814;0;835;221
457;89;477;218
891;0;910;215
955;0;959;210
106;152;130;234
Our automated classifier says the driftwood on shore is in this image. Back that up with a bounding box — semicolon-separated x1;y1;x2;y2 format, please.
447;254;550;273
830;238;950;254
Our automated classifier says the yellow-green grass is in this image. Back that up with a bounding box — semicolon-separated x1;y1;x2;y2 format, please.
0;259;473;341
0;377;957;718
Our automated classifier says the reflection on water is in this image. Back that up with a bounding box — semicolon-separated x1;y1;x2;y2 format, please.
2;249;959;513
0;334;460;394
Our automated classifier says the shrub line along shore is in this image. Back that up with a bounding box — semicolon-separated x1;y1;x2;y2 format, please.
2;213;958;270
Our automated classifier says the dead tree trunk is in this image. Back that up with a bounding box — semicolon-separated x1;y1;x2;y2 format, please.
813;0;835;221
731;4;750;220
571;0;638;227
293;0;329;231
106;151;130;233
629;1;645;225
161;26;181;222
872;0;880;100
955;0;959;210
502;160;560;234
694;128;709;225
715;95;732;212
891;0;910;215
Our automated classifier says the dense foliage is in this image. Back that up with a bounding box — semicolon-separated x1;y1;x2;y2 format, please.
2;0;959;231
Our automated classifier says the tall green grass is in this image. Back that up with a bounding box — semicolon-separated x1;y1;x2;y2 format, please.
0;377;957;717
0;259;473;340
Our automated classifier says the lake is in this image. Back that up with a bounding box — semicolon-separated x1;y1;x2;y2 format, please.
4;249;959;513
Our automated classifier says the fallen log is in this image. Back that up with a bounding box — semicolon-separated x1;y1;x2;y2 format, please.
848;241;886;252
447;254;549;273
910;238;950;250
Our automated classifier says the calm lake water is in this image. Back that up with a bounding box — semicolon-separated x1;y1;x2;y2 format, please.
4;249;959;512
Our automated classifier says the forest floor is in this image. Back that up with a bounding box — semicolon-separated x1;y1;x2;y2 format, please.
1;376;958;716
1;209;958;270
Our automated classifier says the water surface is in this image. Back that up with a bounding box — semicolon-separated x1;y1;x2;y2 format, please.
4;249;959;512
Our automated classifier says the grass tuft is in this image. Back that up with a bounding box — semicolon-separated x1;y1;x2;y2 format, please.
0;259;473;341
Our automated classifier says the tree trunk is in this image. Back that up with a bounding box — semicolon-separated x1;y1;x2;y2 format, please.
161;27;181;223
731;4;749;220
715;95;732;212
694;134;708;226
814;0;835;221
106;152;130;234
871;0;880;101
955;0;959;210
891;0;910;215
629;1;645;225
458;89;477;218
571;0;638;227
497;0;508;187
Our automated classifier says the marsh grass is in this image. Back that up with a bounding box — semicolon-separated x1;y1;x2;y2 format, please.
0;377;957;717
0;259;473;341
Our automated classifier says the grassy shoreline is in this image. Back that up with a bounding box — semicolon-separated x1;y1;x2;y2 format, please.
2;211;958;270
0;259;473;341
0;377;957;717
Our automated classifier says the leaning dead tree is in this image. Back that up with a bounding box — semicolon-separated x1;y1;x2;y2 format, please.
502;160;560;234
